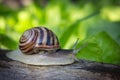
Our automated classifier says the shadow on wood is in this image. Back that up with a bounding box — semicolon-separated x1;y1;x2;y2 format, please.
0;49;120;80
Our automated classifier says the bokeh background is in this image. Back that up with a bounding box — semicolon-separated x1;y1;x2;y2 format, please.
0;0;120;65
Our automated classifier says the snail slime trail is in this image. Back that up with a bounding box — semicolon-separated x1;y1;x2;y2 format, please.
6;27;84;65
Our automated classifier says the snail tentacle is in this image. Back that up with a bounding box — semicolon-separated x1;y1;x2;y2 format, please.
72;38;79;49
73;43;88;54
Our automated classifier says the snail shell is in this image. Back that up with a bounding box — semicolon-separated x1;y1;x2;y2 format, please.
19;27;60;55
6;27;84;65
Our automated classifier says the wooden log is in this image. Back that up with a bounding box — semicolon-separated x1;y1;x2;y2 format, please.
0;49;120;80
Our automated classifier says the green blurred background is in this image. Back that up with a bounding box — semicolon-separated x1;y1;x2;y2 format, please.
0;0;120;65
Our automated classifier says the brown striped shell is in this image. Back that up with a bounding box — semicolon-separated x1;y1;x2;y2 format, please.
19;27;60;55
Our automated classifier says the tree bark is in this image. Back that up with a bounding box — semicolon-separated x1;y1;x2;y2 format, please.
0;49;120;80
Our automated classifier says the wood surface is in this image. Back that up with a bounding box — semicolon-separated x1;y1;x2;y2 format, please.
0;49;120;80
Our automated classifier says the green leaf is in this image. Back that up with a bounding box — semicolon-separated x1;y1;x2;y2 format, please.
77;31;120;65
0;34;18;49
60;11;100;47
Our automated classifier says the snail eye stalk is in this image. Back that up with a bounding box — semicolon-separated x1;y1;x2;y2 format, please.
74;43;88;54
72;38;79;49
72;38;88;54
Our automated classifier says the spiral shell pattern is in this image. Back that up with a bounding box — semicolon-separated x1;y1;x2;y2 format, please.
19;27;60;55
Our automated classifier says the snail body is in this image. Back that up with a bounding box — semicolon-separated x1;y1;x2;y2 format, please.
6;27;83;65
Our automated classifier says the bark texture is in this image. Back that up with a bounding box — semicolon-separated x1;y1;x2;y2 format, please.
0;49;120;80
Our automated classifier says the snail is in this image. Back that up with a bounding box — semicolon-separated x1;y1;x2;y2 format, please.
6;27;86;65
